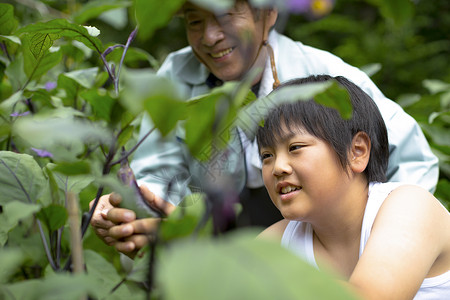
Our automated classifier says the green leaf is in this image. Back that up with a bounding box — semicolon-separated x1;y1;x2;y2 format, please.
28;32;60;59
0;201;41;246
81;88;116;121
159;231;358;300
421;123;450;147
73;0;132;24
160;193;210;241
84;249;131;299
1;273;97;300
22;36;63;82
144;95;187;136
62;67;99;89
16;19;103;53
423;79;450;95
0;90;24;118
0;248;24;283
184;92;219;159
4;53;28;91
138;76;187;136
367;0;414;26
0;4;18;35
36;204;68;232
134;0;185;40
0;151;46;205
0;34;21;45
236;81;333;138
45;163;95;197
313;81;353;119
52;160;92;175
13;116;113;161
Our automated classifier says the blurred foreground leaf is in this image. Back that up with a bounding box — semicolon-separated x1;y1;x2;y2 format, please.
159;230;357;300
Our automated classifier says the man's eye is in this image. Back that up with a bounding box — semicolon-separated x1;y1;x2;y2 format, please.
187;20;202;27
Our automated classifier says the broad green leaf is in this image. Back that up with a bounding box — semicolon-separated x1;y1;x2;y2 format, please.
73;0;131;24
0;4;18;35
1;273;97;300
313;81;353;119
28;32;59;59
134;0;185;40
159;230;358;300
0;201;41;246
361;63;382;77
22;36;63;82
367;0;414;26
423;79;450;95
144;95;187;136
0;248;24;283
184;81;255;160
45;163;95;198
184;92;219;158
13;116;113;161
160;193;210;241
0;151;46;205
420;123;450;147
137;76;187;136
62;67;99;89
52;160;92;175
236;81;333;138
125;246;149;283
81;88;116;121
57;72;80;105
84;249;130;299
36;204;67;232
0;35;21;45
16;19;103;53
0;90;24;118
4;53;28;91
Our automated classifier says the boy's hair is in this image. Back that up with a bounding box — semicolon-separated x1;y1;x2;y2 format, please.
256;75;389;183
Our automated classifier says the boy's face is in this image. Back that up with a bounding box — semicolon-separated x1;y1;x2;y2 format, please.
182;2;276;83
260;125;352;222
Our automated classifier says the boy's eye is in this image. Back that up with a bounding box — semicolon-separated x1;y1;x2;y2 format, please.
289;145;303;152
260;153;272;161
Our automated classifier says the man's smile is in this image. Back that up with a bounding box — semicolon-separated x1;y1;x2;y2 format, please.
209;47;235;59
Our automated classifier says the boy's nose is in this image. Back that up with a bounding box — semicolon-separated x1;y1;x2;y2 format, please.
272;156;292;177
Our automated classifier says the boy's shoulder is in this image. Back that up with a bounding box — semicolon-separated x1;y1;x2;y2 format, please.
257;219;290;243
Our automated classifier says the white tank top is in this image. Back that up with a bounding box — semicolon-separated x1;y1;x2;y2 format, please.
281;182;450;299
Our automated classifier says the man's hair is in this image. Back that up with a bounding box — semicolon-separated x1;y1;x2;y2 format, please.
256;75;389;183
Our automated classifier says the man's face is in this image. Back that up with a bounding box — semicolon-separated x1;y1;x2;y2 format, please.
183;2;275;82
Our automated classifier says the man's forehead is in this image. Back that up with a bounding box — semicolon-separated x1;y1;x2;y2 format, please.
181;1;247;14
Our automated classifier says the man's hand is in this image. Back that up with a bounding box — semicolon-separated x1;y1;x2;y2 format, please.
89;185;176;257
89;193;137;246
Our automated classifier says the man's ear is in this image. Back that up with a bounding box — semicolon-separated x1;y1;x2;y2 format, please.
350;131;371;174
266;8;278;28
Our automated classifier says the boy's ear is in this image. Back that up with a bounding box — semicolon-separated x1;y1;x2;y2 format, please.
350;131;371;174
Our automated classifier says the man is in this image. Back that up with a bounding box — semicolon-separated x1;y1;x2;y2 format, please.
90;0;438;257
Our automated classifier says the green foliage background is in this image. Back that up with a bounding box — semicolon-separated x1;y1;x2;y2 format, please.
0;0;448;299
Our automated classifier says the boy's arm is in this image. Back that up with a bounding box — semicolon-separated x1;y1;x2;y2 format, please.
349;185;450;300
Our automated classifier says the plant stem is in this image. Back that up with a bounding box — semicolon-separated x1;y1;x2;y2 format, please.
110;126;156;166
37;219;57;271
114;27;138;96
68;192;84;274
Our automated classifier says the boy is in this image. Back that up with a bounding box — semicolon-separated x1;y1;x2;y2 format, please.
257;75;450;299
